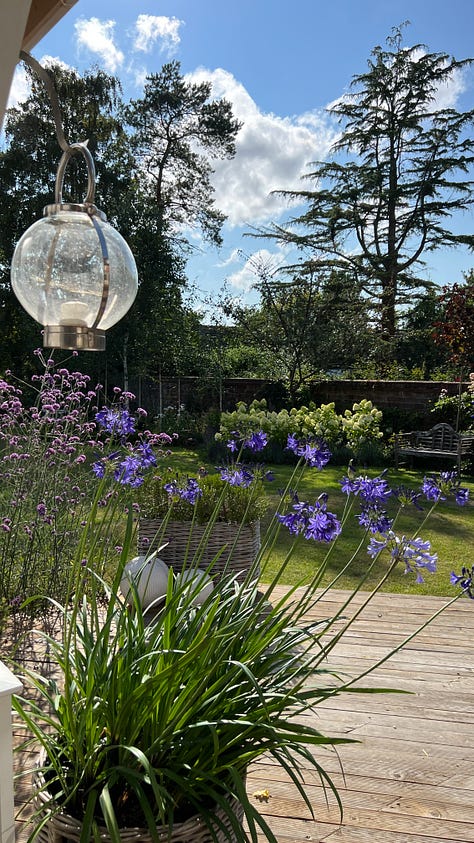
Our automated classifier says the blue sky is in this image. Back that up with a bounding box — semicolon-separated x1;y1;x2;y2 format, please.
9;0;474;310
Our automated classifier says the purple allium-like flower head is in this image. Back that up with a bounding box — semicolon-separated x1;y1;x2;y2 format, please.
220;466;254;487
451;566;474;598
341;473;392;504
244;431;268;452
96;407;136;437
278;497;341;543
286;434;331;469
357;504;393;536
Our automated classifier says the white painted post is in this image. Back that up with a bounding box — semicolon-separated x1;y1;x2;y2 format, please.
0;661;22;843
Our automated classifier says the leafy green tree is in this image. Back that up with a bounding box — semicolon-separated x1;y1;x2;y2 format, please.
0;61;240;386
269;26;474;340
125;61;241;247
395;290;447;377
222;258;373;401
433;270;474;371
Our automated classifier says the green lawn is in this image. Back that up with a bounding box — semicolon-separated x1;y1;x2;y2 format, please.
159;448;474;598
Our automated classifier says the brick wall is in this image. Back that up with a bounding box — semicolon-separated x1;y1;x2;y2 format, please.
132;376;468;421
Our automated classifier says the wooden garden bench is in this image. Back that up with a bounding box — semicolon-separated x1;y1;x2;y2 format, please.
394;423;474;472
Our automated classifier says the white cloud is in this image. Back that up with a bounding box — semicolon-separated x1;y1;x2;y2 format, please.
7;66;29;109
7;56;74;112
75;18;124;73
41;55;74;73
226;248;289;292
411;48;467;110
216;248;241;268
432;67;466;109
133;14;183;55
186;68;338;229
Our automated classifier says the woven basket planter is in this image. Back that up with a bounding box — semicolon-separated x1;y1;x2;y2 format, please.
33;766;244;843
137;520;261;584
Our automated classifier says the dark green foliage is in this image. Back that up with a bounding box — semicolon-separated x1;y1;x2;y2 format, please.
0;60;240;383
395;290;448;377
268;26;474;340
222;258;374;398
125;61;241;247
433;270;474;370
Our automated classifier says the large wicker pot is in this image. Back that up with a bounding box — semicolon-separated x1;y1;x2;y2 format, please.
33;766;244;843
137;520;261;584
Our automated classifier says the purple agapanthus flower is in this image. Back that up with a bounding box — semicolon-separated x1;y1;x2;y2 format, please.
220;466;254;488
136;442;157;469
421;471;469;506
357;504;393;536
164;477;203;504
451;566;474;598
115;455;144;486
96;408;136;437
243;431;268;452
304;504;341;542
421;476;445;502
180;478;203;504
92;460;106;479
278;497;341;543
393;486;424;511
341;473;392;505
455;487;470;506
286;434;331;469
367;532;437;583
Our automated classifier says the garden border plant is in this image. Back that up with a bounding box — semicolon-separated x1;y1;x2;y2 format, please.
3;356;472;843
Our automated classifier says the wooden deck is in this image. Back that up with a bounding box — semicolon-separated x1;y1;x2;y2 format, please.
14;588;474;842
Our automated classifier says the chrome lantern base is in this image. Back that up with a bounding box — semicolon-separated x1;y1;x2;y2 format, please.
43;325;106;351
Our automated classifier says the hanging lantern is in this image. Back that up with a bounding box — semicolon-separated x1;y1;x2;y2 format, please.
11;142;138;351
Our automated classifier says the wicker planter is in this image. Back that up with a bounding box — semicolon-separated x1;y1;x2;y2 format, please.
137;520;261;584
33;766;244;843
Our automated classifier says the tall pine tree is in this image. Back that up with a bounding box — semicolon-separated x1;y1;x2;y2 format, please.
269;26;474;341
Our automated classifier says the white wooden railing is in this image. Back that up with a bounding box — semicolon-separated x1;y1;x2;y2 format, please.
0;662;22;843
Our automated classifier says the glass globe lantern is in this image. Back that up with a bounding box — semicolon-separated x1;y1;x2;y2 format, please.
11;143;138;351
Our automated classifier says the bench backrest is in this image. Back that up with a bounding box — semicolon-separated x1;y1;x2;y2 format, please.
413;424;473;453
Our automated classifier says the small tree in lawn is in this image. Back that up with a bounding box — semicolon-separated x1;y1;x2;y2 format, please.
433;270;474;373
267;25;474;343
432;271;474;430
